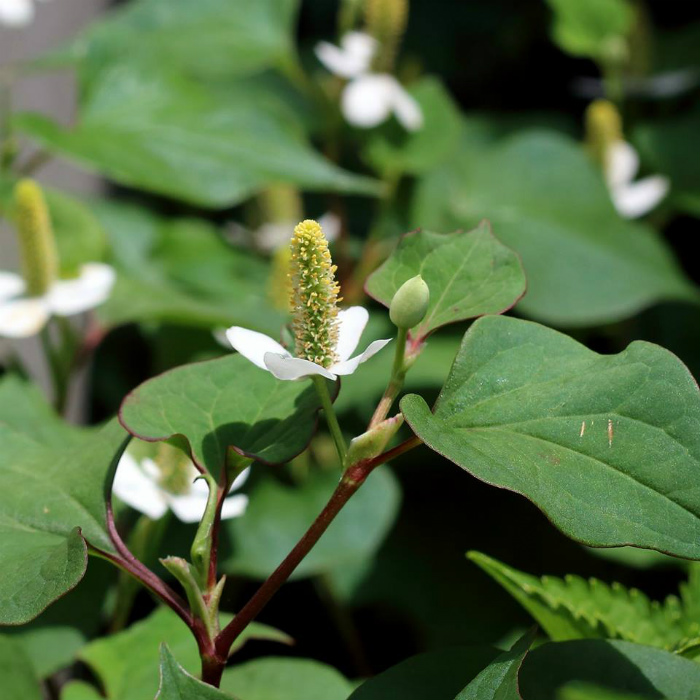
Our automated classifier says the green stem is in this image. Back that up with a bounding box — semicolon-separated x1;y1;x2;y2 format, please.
40;324;68;414
0;69;14;176
190;473;220;590
312;375;347;464
369;327;407;429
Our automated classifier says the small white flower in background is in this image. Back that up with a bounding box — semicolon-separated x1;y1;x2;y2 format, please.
0;263;116;338
256;212;341;254
0;0;50;27
227;306;390;381
112;449;250;523
315;31;423;131
604;140;670;219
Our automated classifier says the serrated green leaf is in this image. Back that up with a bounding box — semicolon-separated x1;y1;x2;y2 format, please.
519;640;700;699
0;635;42;700
401;315;700;559
221;657;352;700
366;222;526;339
221;467;400;579
119;354;328;474
412;130;695;326
455;628;536;700
156;645;230;700
15;64;379;208
0;416;126;624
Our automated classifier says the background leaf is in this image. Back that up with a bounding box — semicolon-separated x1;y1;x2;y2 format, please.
0;635;42;700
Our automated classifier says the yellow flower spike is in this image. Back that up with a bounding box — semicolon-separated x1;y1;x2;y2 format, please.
268;245;293;312
289;219;341;368
155;441;194;496
585;99;623;168
365;0;408;71
13;179;59;297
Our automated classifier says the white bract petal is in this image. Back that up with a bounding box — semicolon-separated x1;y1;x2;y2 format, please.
255;221;295;253
263;352;337;381
611;175;670;219
317;212;341;244
168;491;211;524
226;326;289;370
315;31;377;79
342;74;397;128
220;494;249;520
330;338;392;376
606;140;639;189
335;306;369;362
46;263;116;316
389;81;424;131
112;452;169;520
0;271;25;302
0;0;34;26
230;466;251;492
0;297;50;338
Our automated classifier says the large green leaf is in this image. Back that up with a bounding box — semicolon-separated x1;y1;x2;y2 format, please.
519;640;700;699
61;682;105;700
455;629;535;700
0;411;126;624
348;647;501;700
119;354;329;473
412;130;695;326
545;0;634;60
401;315;700;559
15;64;378;208
0;635;42;700
57;0;299;82
221;657;352;700
366;222;526;339
468;552;700;655
221;467;401;579
157;646;230;700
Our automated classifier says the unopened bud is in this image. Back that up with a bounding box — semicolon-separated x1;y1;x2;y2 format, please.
345;414;404;466
13;179;58;297
389;274;429;329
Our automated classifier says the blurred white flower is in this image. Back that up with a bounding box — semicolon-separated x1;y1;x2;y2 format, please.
227;306;390;381
315;31;423;131
0;263;115;338
605;141;670;219
0;0;50;27
113;450;250;523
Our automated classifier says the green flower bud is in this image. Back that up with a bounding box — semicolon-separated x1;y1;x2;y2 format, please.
389;274;429;329
345;414;404;467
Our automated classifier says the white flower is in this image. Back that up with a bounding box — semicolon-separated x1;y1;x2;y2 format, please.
0;263;115;338
605;140;670;219
113;450;250;523
315;31;423;131
0;0;50;27
226;306;391;381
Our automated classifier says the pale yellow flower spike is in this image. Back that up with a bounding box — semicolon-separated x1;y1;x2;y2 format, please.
365;0;408;71
14;179;59;297
585;99;623;168
289;219;341;368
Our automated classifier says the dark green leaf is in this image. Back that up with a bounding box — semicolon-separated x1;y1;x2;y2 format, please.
401;315;700;559
156;645;230;699
366;222;526;339
119;354;328;473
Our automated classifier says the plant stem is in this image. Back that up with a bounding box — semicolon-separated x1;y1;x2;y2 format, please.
213;435;421;662
369;327;407;429
312;375;347;464
40;324;68;414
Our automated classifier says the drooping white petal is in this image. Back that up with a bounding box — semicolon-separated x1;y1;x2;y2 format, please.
0;297;49;338
226;326;289;370
220;494;249;520
611;176;670;219
0;271;25;302
0;0;34;26
389;81;424;131
112;452;169;520
342;74;397;128
335;306;369;362
263;352;336;381
315;31;377;79
168;491;211;524
46;263;116;316
229;466;251;492
330;338;392;376
606;140;639;189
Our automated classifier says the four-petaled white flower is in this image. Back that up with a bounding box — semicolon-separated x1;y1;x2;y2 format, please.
0;0;50;27
0;263;116;338
112;450;250;523
605;140;670;219
315;31;423;131
227;306;391;381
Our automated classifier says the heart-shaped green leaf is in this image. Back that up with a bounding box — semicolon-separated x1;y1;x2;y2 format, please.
119;354;329;473
401;315;700;559
0;412;126;624
156;646;229;700
365;222;526;340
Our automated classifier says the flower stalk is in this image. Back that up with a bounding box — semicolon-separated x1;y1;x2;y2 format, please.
312;375;347;464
